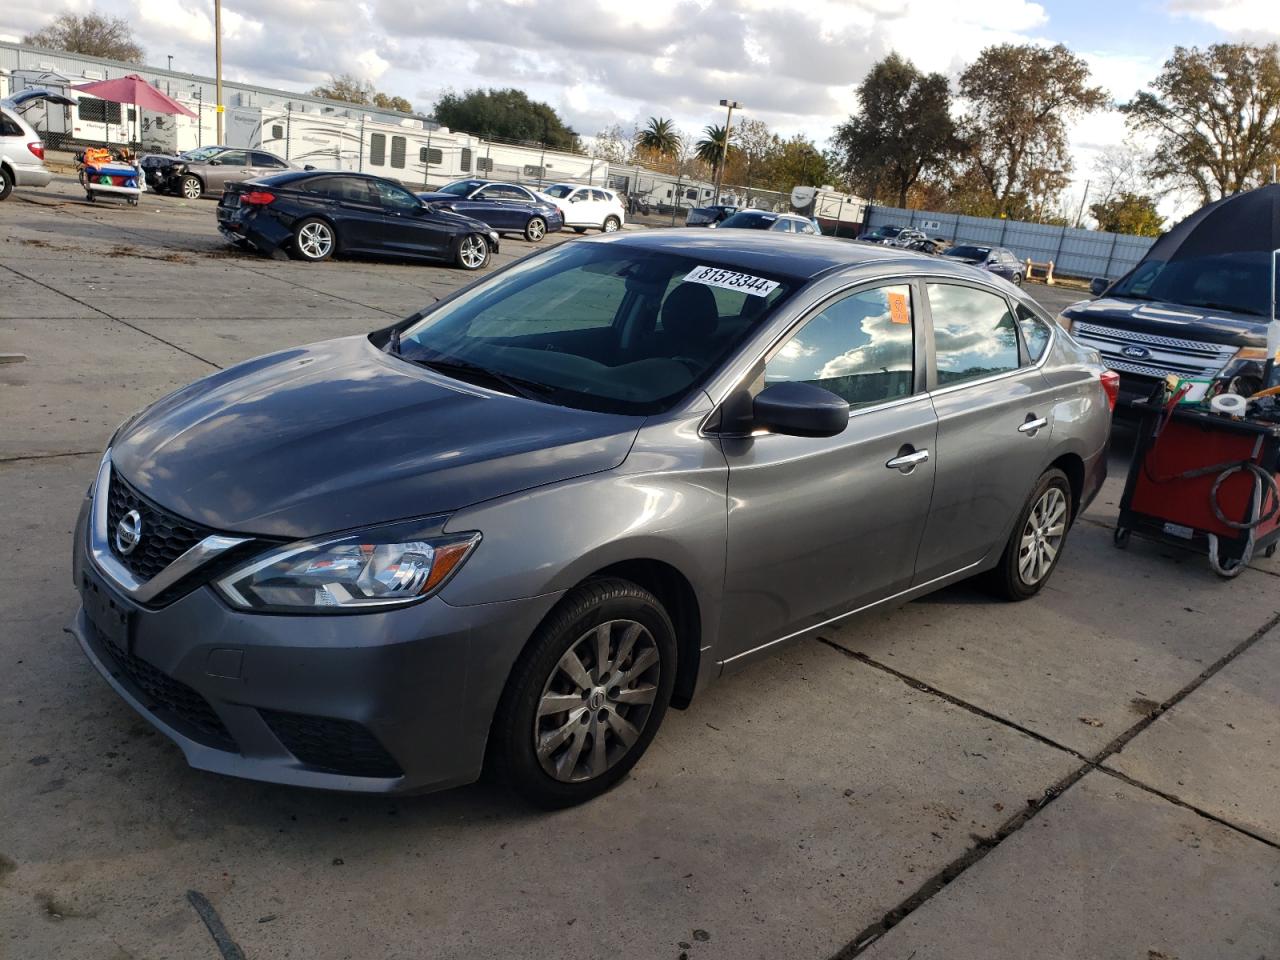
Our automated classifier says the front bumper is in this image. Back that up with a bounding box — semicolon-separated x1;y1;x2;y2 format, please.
70;497;562;794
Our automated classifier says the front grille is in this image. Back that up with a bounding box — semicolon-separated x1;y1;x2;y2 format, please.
1073;321;1238;380
98;634;236;751
106;469;213;582
260;709;402;778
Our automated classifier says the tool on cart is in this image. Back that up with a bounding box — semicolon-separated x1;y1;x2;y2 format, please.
1115;248;1280;577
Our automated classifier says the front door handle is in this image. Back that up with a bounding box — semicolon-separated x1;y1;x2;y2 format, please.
1018;416;1048;435
886;448;930;471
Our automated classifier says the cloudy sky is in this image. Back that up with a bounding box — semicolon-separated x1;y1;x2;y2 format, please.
3;0;1276;216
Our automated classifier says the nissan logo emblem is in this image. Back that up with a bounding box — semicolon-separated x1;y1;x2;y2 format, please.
115;509;143;556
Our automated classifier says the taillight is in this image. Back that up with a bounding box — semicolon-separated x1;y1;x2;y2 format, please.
27;141;45;160
241;191;276;206
1100;370;1120;411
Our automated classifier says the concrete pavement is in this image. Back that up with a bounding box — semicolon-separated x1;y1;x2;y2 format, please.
2;179;1278;959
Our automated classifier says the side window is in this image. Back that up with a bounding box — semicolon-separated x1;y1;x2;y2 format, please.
390;135;406;169
251;152;284;168
476;156;494;173
927;283;1020;386
333;178;376;204
270;124;284;140
216;150;248;166
591;189;609;202
765;284;915;409
420;147;443;165
0;111;21;137
459;147;471;172
369;133;386;166
372;180;421;212
569;189;587;203
770;219;792;232
1016;303;1052;363
797;221;817;235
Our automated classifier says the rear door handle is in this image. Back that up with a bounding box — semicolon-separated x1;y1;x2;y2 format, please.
1018;416;1048;435
886;449;930;471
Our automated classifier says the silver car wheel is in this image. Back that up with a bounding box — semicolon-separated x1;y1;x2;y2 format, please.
1018;486;1067;585
297;221;333;260
526;217;545;241
181;176;202;200
535;619;660;783
602;216;620;233
460;235;487;268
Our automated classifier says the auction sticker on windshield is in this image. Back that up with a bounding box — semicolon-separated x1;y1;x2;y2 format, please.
683;266;779;297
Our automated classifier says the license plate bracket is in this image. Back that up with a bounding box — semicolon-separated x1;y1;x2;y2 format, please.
82;573;135;653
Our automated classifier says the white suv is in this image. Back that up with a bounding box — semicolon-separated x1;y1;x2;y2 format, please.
1;88;75;201
538;183;625;233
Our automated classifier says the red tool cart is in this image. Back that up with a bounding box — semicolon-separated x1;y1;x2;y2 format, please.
1115;398;1280;576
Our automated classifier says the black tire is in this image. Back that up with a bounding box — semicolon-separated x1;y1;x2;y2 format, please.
572;226;587;234
0;166;13;201
1113;526;1131;549
1012;272;1024;287
292;217;336;262
985;468;1073;600
490;578;677;808
524;216;547;242
456;233;490;270
180;174;203;200
602;215;621;233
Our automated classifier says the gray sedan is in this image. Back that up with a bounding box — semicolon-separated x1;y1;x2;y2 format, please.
70;232;1113;807
142;145;302;199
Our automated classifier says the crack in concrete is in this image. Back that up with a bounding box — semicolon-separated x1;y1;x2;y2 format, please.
0;261;221;370
821;606;1280;957
0;450;99;464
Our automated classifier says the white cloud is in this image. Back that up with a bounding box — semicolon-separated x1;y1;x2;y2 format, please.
1168;0;1280;39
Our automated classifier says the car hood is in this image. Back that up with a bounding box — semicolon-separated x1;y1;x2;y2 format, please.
416;191;463;203
111;336;643;539
941;254;983;264
1062;296;1268;348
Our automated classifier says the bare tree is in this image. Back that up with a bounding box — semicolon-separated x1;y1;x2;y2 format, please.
24;13;144;63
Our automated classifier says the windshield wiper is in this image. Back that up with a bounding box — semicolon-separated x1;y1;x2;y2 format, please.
412;353;556;402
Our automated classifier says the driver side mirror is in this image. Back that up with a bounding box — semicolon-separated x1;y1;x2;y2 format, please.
303;164;316;171
753;382;849;438
208;159;221;166
1090;277;1108;296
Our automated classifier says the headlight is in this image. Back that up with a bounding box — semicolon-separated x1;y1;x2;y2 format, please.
216;520;480;612
487;230;499;244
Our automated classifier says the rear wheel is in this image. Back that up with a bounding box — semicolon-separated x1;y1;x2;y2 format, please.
602;215;621;233
456;233;490;270
292;217;335;262
490;578;676;808
524;216;547;242
572;227;587;234
986;468;1072;600
180;175;203;200
0;167;12;201
1012;272;1024;286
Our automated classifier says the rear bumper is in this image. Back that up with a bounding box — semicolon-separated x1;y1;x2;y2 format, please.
10;161;52;188
70;498;562;794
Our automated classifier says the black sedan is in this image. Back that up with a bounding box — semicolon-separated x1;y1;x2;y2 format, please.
416;179;564;242
217;171;499;269
941;244;1025;285
686;204;738;227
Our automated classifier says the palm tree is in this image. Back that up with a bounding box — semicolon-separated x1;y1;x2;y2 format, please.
637;117;681;158
695;124;731;176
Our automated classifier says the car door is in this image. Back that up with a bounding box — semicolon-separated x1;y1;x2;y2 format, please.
204;149;250;191
476;184;528;230
718;281;938;666
564;187;596;226
327;176;388;251
912;280;1055;583
251;151;289;178
370;178;449;258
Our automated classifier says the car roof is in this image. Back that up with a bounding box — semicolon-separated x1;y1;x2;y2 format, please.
593;228;948;281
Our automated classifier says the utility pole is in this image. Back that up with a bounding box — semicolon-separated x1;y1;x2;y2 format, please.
1074;179;1091;229
167;55;174;72
214;0;224;145
714;98;740;205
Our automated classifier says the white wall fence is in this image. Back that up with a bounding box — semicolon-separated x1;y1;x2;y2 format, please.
864;205;1157;280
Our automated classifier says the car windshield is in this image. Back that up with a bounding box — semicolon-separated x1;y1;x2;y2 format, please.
397;242;798;415
542;185;573;199
1109;252;1279;317
945;245;990;260
719;212;775;230
183;146;225;162
438;180;482;196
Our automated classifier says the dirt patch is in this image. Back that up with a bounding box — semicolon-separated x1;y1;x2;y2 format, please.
1129;697;1162;717
107;244;194;265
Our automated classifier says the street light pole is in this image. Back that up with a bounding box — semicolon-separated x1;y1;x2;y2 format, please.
714;98;740;205
214;0;224;145
167;55;174;72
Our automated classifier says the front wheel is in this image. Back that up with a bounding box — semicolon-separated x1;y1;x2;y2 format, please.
602;216;621;233
986;468;1072;600
0;167;13;201
490;578;677;808
524;216;546;242
180;175;203;200
292;217;336;262
456;233;490;270
572;226;587;234
1011;272;1024;287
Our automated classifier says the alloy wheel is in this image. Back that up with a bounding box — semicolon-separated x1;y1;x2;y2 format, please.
534;619;661;783
603;217;620;233
526;218;545;241
460;235;487;268
182;177;202;200
297;222;333;260
1018;486;1067;585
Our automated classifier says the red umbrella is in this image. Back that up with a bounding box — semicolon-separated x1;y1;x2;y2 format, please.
72;74;197;117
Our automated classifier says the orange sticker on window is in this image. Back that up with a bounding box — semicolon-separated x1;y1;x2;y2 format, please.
888;291;910;325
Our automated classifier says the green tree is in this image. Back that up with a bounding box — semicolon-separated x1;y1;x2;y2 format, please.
1090;192;1165;236
433;88;579;151
636;117;681;158
831;53;958;208
771;134;833;189
958;43;1107;217
23;13;143;63
1122;43;1280;203
695;124;732;178
311;74;414;114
